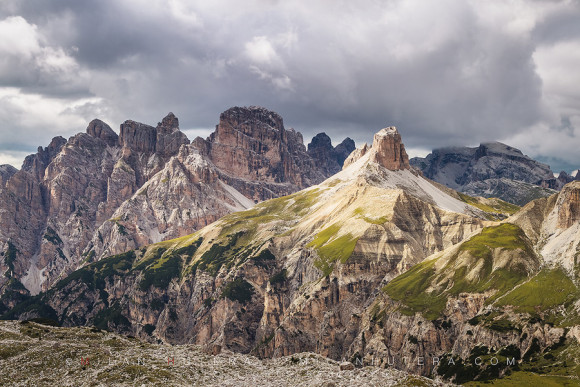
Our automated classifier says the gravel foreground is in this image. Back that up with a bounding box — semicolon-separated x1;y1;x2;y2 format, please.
0;321;450;386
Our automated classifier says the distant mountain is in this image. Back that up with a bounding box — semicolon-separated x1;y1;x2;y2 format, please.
540;169;579;190
307;133;355;176
410;142;557;205
0;107;351;299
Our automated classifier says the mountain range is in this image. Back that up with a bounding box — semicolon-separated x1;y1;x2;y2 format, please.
0;106;354;299
1;107;580;385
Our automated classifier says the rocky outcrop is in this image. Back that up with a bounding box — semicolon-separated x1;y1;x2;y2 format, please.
86;119;118;147
369;127;410;170
343;143;370;169
307;133;355;175
410;142;556;204
341;127;410;172
192;106;327;200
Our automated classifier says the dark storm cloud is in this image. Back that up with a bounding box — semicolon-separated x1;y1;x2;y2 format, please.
0;0;578;172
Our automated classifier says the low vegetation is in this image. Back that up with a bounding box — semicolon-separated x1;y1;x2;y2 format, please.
221;278;254;304
308;223;359;276
384;224;537;319
457;192;520;220
496;267;579;314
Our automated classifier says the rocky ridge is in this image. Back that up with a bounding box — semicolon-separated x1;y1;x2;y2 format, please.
0;107;352;299
307;133;356;176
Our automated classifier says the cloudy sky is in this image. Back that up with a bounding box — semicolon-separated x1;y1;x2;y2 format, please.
0;0;579;172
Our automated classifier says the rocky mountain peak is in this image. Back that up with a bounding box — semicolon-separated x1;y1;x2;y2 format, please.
308;132;333;150
118;120;158;153
475;141;524;159
193;106;326;192
557;180;580;229
334;137;356;165
86;119;118;147
0;164;17;185
211;106;285;149
218;106;284;135
156;113;189;157
307;133;356;175
409;141;556;204
118;115;189;156
22;136;67;178
158;112;179;132
369;126;410;170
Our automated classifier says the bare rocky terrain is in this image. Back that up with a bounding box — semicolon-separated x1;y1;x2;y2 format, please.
0;320;445;386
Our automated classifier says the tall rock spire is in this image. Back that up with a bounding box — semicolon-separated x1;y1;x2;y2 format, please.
369;127;410;170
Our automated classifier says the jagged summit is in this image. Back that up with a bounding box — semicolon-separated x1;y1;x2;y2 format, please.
86;119;118;147
369;126;410;170
158;112;179;131
307;132;356;175
343;126;410;171
217;106;285;137
194;105;327;190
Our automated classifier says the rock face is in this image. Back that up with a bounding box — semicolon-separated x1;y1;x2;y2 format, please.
193;106;328;200
369;127;410;170
342;127;410;171
343;143;370;169
557;181;580;229
0;107;353;298
86;119;118;147
410;142;556;204
307;133;355;176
